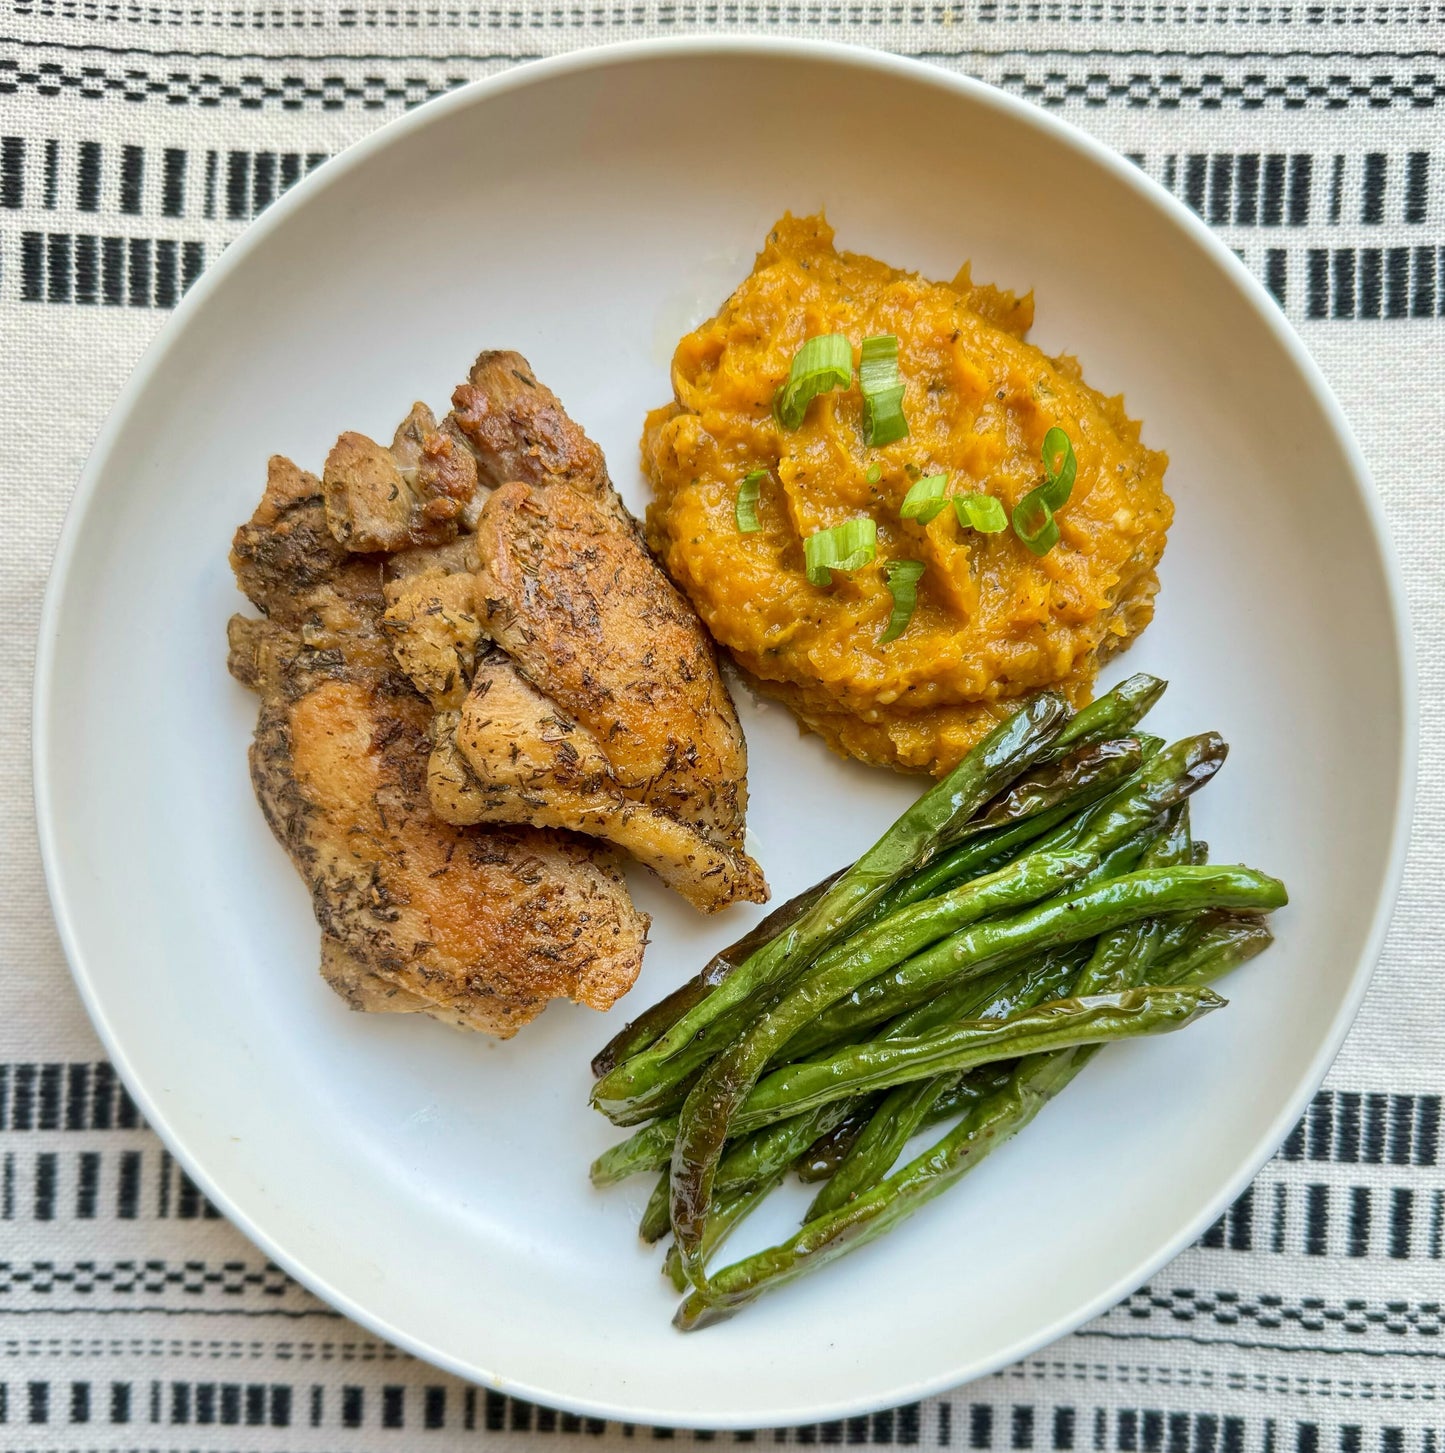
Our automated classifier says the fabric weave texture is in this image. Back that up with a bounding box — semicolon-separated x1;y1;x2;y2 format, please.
2;5;1442;1448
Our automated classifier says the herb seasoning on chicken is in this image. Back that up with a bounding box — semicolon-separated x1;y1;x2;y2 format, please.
227;351;767;1039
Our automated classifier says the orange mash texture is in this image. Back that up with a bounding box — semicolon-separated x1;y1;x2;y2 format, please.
642;214;1172;776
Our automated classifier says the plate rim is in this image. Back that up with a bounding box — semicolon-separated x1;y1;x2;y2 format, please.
32;34;1419;1428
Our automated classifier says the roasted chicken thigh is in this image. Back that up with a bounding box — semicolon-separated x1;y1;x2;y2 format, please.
229;456;648;1037
227;351;765;1036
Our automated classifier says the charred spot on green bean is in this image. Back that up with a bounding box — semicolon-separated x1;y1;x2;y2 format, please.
586;684;1286;1328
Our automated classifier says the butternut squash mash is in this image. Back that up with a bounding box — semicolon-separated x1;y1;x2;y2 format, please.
641;215;1172;776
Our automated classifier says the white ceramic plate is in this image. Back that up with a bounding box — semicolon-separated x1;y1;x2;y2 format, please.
35;38;1413;1429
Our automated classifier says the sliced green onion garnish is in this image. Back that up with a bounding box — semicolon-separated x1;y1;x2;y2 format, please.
859;335;898;392
865;463;882;485
879;559;926;644
736;470;766;533
1012;489;1061;556
805;517;878;586
900;474;948;524
1039;425;1077;509
865;386;907;447
954;494;1008;533
1012;427;1076;556
859;334;909;447
773;334;853;430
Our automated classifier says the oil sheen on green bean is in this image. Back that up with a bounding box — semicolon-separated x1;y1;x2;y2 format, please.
674;1049;1088;1329
589;695;1069;1118
793;863;1284;1054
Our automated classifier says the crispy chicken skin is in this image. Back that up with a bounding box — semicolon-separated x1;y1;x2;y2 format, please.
471;479;763;883
380;567;483;711
229;350;765;1035
322;401;480;553
228;457;648;1038
382;354;766;912
450;351;616;509
428;650;762;911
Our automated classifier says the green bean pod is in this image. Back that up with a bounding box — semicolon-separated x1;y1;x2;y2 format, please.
1154;915;1275;987
621;733;1142;1088
804;946;1090;1220
794;862;1285;1054
663;847;1096;1272
971;738;1143;836
590;1118;678;1188
1073;804;1192;998
590;870;845;1079
921;1063;1017;1125
879;730;1220;942
592;1096;861;1194
639;1172;671;1243
590;695;1069;1116
722;985;1223;1138
877;738;1143;912
1028;733;1223;863
664;1169;788;1293
674;830;1151;1099
1040;674;1167;762
794;1108;875;1182
715;1100;858;1196
673;1047;1090;1330
804;1076;952;1222
780;831;1145;1065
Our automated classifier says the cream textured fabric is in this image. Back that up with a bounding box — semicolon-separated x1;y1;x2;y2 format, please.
2;5;1443;1447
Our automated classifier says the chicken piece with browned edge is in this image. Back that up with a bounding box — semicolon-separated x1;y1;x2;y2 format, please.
429;647;761;912
227;454;648;1039
383;353;767;912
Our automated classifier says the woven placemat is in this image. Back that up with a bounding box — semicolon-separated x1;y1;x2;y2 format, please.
2;8;1442;1448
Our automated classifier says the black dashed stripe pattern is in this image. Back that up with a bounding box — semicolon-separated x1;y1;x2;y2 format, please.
0;1384;1441;1447
2;1061;1440;1161
4;47;1445;114
3;131;1443;317
6;0;1445;25
0;138;1434;227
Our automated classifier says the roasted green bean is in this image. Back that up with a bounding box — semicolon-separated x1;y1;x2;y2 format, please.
718;985;1222;1139
602;844;1092;1128
590;695;1069;1116
591;870;845;1079
803;946;1089;1220
1040;674;1167;762
682;874;1273;1320
593;1093;862;1194
673;1048;1092;1329
639;1172;671;1243
882;740;1141;911
584;687;1285;1329
784;830;1154;1063
1154;915;1275;986
662;742;1235;1266
789;862;1285;1056
1073;804;1191;998
795;1108;875;1182
664;1168;788;1293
